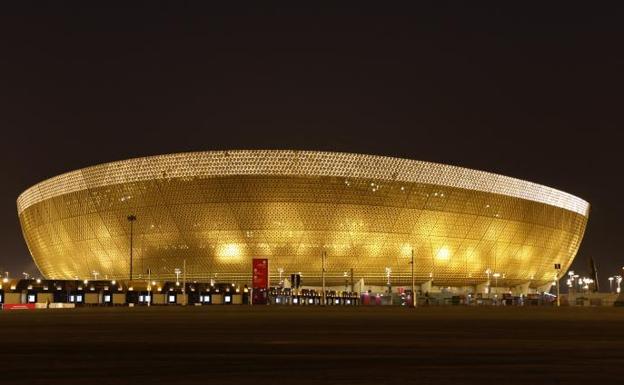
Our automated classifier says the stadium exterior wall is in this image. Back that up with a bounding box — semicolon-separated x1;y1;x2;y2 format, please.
17;150;589;288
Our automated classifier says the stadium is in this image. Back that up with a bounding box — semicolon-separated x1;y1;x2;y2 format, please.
17;150;589;294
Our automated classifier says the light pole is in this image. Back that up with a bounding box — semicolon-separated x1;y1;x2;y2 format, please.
492;273;500;304
410;248;416;308
485;269;492;299
350;268;354;293
147;268;151;307
321;251;327;306
182;259;186;305
608;276;614;293
174;268;181;286
554;263;561;307
92;271;99;281
277;267;284;287
581;277;593;295
385;267;392;306
127;214;137;281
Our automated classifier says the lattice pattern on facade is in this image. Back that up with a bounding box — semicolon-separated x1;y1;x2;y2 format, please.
17;150;589;287
18;150;589;216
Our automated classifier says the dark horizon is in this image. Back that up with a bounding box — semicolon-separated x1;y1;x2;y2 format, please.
1;3;622;288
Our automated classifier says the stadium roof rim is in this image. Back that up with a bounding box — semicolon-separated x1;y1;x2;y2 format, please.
16;150;590;217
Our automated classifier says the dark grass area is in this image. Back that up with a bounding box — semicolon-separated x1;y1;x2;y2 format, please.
1;306;623;384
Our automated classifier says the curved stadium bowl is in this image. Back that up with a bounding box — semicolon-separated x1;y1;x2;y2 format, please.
17;150;589;288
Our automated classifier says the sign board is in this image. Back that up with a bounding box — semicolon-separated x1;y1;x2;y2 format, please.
252;258;269;289
554;263;561;270
252;258;269;305
2;303;36;310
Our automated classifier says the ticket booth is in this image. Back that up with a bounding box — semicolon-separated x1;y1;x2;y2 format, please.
211;293;224;305
37;292;54;306
26;292;37;303
176;293;188;305
126;290;139;305
199;293;212;305
53;282;68;303
84;292;99;305
138;293;152;305
69;292;85;305
152;293;166;305
187;290;200;305
3;292;21;305
102;292;113;305
231;294;243;304
113;293;126;306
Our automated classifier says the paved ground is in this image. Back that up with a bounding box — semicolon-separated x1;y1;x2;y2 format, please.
0;306;623;384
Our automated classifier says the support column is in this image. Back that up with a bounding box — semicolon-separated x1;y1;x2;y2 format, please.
511;281;531;296
536;281;554;294
475;282;489;295
421;279;432;295
353;278;366;295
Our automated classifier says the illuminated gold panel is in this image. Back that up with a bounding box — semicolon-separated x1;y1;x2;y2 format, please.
17;150;589;287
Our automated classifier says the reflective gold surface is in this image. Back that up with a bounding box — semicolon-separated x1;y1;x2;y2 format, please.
17;150;589;287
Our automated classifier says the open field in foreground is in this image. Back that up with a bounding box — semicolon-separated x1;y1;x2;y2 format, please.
1;306;623;384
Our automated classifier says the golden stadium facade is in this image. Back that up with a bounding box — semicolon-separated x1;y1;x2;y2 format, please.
17;150;589;289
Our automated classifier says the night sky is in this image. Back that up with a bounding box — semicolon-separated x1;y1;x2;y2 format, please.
1;3;622;287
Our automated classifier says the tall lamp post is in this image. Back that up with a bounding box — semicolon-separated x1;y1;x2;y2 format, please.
385;267;392;305
182;259;187;305
410;248;417;308
321;251;327;306
608;276;614;293
554;263;561;307
278;267;284;288
174;268;181;286
492;273;501;304
127;214;137;281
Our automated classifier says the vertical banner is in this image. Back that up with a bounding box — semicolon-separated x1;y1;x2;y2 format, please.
252;258;269;304
252;258;269;288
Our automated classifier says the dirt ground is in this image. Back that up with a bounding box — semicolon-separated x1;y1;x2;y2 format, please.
0;306;622;384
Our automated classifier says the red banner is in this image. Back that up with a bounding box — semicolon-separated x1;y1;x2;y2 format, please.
2;304;36;310
252;258;269;289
